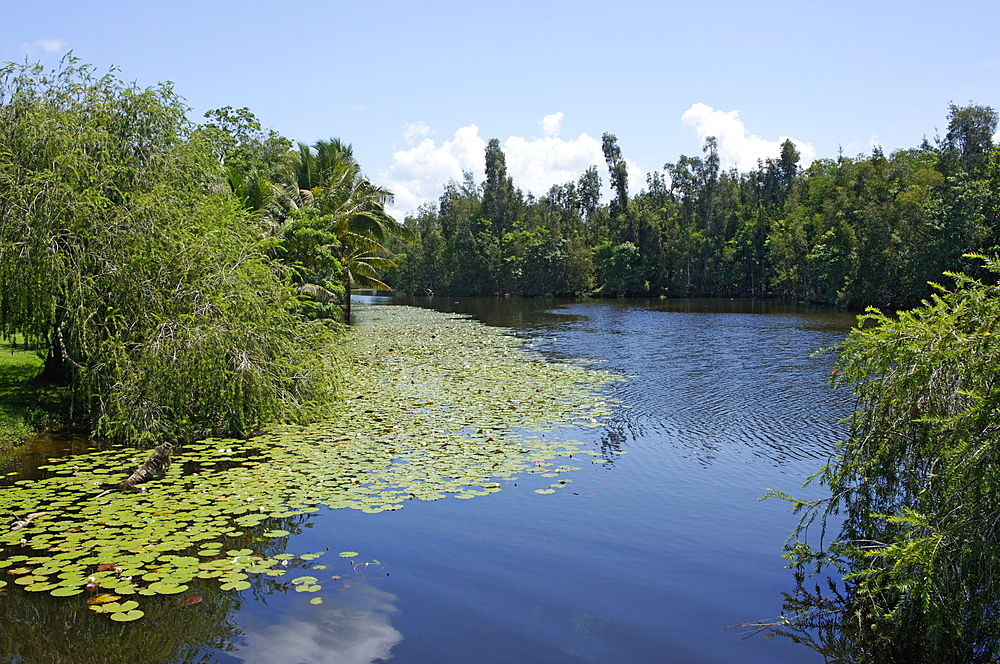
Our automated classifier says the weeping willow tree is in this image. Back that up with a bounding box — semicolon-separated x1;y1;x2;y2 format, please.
0;57;338;445
765;256;1000;663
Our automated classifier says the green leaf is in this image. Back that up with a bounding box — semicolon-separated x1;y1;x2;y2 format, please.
110;610;145;622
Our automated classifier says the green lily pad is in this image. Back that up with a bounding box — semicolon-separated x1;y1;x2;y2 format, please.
147;582;187;595
220;580;251;591
262;529;289;537
24;582;59;592
110;609;145;622
0;304;619;612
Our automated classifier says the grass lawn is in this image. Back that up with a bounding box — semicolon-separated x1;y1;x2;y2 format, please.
0;338;61;449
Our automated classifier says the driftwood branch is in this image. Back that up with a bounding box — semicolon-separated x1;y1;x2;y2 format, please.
7;511;47;532
118;442;173;492
94;442;175;498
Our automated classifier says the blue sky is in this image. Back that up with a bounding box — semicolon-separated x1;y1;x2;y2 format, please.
6;0;999;218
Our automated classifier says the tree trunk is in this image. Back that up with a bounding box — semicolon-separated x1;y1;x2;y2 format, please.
344;269;353;325
39;324;71;385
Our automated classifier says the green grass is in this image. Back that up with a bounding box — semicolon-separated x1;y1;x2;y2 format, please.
0;338;61;448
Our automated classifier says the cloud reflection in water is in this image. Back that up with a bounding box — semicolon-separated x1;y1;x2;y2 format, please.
236;584;402;664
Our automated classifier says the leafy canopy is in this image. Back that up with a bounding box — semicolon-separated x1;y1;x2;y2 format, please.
0;57;338;444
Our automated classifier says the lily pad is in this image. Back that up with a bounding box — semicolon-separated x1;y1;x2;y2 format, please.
110;609;145;622
220;580;251;591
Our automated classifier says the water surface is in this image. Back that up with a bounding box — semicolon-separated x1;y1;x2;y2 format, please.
303;296;855;663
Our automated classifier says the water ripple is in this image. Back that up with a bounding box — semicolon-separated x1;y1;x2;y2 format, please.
522;301;856;468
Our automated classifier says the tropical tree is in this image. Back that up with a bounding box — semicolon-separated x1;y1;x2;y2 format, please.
0;57;337;444
285;139;402;322
941;102;999;178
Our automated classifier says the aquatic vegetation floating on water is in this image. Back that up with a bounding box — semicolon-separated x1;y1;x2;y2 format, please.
0;304;620;618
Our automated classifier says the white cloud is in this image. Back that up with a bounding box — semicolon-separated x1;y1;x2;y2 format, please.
624;158;646;198
21;39;67;55
540;112;563;138
502;131;603;199
381;114;620;220
381;124;487;219
681;103;816;171
402;121;430;145
36;39;66;52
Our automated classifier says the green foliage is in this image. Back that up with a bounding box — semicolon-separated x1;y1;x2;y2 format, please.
771;256;1000;662
594;241;646;296
0;57;338;444
602;133;629;221
284;138;403;322
942;103;999;178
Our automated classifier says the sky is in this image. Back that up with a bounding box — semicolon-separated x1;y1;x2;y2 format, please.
5;0;1000;220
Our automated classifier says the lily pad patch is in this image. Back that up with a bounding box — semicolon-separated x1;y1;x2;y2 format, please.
0;304;619;620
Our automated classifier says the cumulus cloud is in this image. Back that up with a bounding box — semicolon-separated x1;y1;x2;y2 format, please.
381;114;622;220
380;124;487;218
541;112;564;138
681;103;815;171
503;131;604;198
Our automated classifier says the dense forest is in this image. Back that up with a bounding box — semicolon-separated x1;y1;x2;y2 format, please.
385;104;1000;310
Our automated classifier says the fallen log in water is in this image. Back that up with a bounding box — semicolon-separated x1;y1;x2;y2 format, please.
95;442;173;497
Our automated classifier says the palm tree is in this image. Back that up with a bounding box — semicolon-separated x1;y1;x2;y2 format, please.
224;156;305;231
286;139;405;323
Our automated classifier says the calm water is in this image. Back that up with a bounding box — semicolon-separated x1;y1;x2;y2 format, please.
2;297;857;664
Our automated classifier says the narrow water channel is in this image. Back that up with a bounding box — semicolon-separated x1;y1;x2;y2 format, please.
0;297;857;664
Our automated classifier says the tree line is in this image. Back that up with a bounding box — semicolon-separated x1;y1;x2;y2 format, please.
385;103;1000;310
0;57;401;446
